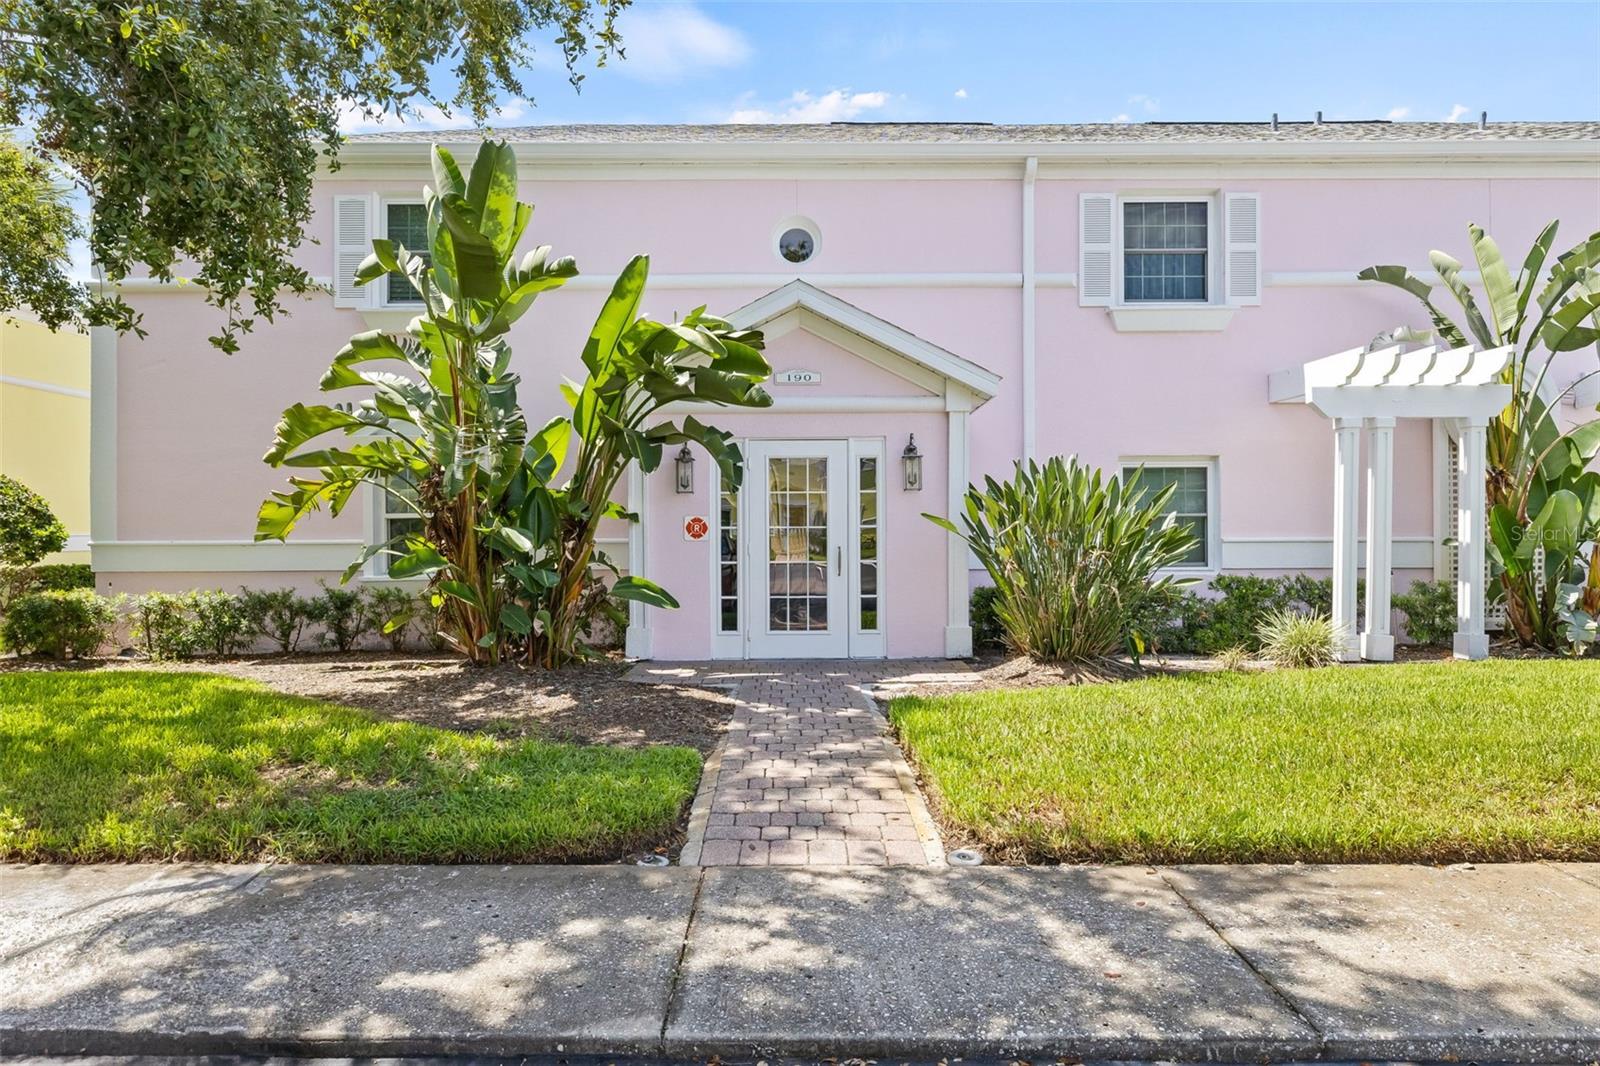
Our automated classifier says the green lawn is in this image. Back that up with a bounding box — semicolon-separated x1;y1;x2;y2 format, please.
0;671;702;863
890;660;1600;864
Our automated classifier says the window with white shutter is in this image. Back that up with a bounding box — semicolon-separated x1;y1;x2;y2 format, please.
1078;193;1115;306
332;194;376;308
1224;192;1262;305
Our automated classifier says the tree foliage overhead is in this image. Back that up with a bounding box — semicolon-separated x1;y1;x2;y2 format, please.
0;135;80;331
0;0;627;350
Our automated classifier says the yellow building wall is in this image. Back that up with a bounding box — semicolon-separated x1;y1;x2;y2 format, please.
0;317;91;564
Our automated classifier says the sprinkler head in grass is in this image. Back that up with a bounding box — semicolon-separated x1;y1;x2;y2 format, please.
635;853;670;867
948;848;983;866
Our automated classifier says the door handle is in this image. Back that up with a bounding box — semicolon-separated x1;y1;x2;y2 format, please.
836;546;843;577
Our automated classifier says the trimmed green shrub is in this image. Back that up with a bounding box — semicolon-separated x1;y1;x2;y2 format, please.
1393;579;1457;647
309;582;373;652
363;585;422;652
129;592;197;660
929;457;1200;663
1155;574;1364;655
1;589;117;659
1257;609;1339;669
970;585;1005;651
0;476;68;567
30;563;94;591
239;588;314;652
187;590;251;656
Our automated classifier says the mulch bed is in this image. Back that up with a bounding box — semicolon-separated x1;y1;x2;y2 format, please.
4;653;736;754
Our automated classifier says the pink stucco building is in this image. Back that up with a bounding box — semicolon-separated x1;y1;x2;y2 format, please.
92;121;1600;659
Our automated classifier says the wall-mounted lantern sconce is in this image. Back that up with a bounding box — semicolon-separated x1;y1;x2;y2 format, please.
674;444;695;494
902;434;923;491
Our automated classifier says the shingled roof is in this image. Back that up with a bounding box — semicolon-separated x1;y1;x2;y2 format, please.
348;121;1600;146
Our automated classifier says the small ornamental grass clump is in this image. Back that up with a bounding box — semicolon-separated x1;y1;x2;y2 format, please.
1256;609;1340;670
928;457;1200;664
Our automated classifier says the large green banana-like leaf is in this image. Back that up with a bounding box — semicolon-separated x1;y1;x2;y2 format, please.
1529;489;1586;562
1538;291;1600;352
436;195;502;303
262;404;370;464
1429;249;1496;348
430;145;467;201
610;576;680;610
462;141;522;259
1356;265;1468;348
1468;223;1519;341
1514;220;1560;326
583;255;650;380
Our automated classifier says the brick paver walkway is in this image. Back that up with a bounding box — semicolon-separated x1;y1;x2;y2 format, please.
632;662;960;867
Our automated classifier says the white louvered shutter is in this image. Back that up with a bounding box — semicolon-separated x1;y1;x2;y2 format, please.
1079;193;1115;306
1224;192;1261;306
332;194;376;308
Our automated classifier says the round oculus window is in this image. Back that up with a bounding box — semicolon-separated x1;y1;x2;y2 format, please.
778;226;816;263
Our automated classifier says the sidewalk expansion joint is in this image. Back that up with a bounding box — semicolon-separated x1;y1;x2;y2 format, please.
1159;869;1326;1045
658;866;707;1048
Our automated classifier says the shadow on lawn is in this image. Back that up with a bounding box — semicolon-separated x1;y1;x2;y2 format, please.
4;860;1597;1058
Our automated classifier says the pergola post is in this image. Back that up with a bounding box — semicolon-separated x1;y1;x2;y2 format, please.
1331;417;1363;662
1453;416;1491;660
1361;416;1396;661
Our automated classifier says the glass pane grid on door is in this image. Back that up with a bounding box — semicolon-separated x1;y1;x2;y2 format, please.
718;477;738;633
767;456;829;632
858;456;879;631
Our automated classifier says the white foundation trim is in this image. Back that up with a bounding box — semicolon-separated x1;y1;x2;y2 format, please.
0;375;90;399
91;539;365;573
1219;536;1437;571
89;326;117;544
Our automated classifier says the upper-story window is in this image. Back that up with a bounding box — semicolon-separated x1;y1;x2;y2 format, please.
384;202;429;305
1122;200;1208;303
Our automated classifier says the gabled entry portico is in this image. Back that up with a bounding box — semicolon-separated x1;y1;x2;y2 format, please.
626;281;1000;661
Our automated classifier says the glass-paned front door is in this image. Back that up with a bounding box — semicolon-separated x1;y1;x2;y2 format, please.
745;441;849;658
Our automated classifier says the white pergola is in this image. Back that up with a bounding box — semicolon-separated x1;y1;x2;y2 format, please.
1270;343;1512;661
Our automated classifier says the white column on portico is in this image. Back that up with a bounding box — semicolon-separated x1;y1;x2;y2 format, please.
1360;416;1396;661
1331;417;1363;662
1453;416;1491;660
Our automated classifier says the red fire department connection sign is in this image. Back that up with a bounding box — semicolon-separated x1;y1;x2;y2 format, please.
683;516;710;541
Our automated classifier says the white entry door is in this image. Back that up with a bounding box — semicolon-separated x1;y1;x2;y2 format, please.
745;440;850;658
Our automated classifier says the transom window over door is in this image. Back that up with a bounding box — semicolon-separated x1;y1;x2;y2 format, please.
1124;462;1213;568
1123;201;1208;302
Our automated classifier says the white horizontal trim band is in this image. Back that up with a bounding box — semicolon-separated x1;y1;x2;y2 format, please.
109;269;1464;297
91;538;633;574
661;395;946;414
1221;536;1436;570
0;374;90;398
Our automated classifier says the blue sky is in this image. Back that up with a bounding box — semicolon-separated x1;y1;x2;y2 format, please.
341;1;1600;132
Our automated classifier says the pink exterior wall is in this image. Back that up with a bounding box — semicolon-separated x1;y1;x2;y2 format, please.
104;150;1600;658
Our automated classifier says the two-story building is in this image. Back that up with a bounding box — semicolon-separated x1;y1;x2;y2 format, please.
90;121;1600;659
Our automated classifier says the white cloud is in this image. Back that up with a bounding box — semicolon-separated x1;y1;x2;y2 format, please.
1443;103;1471;123
954;88;968;100
337;99;530;134
1128;93;1160;115
1110;113;1132;124
1385;106;1411;121
726;89;892;125
613;4;750;82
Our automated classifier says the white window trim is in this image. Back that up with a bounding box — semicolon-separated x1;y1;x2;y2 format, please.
772;214;821;266
710;448;746;660
848;437;888;658
379;197;428;310
1115;194;1220;309
1120;456;1221;576
1108;193;1240;333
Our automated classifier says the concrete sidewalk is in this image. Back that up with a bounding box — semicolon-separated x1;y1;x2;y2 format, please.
3;862;1598;1062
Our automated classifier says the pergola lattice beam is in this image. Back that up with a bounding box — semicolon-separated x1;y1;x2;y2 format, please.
1268;341;1513;663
